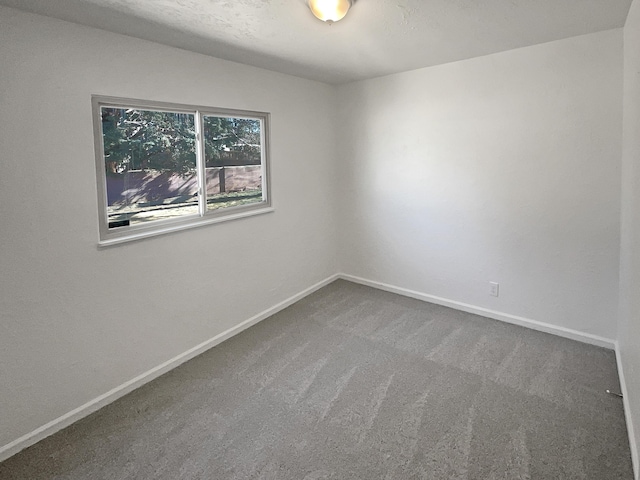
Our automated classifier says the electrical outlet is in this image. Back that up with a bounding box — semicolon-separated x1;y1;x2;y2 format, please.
489;282;499;297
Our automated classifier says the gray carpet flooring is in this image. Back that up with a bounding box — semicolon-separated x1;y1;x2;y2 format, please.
0;279;633;479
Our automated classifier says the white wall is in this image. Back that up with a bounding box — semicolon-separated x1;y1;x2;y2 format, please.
337;30;623;340
0;4;631;463
0;7;338;449
619;0;640;475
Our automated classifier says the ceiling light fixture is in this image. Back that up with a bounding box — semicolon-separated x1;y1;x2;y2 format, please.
308;0;352;24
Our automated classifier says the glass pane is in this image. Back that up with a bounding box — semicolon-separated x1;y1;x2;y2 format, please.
202;115;263;212
101;107;198;227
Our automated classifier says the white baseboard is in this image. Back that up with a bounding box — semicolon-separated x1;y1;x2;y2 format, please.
0;273;339;463
338;274;616;350
0;272;621;465
615;342;639;480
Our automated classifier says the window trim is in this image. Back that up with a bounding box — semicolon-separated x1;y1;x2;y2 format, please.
92;95;272;247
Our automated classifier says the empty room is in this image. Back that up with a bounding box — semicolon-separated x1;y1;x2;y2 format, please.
1;0;640;478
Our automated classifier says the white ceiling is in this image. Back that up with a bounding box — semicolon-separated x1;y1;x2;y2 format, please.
0;0;633;84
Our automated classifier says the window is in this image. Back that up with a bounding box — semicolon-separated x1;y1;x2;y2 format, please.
92;96;271;245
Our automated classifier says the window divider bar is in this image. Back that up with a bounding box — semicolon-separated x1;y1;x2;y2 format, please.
195;111;207;217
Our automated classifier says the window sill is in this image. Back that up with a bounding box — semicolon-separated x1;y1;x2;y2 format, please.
98;206;274;248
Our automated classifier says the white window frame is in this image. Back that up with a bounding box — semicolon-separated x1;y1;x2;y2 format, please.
92;96;272;246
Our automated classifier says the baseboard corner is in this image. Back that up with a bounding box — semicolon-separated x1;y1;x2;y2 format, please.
614;341;639;480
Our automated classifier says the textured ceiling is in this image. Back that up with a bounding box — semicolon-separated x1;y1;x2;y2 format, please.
0;0;633;84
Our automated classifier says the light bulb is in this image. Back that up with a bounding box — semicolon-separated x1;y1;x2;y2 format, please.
308;0;352;23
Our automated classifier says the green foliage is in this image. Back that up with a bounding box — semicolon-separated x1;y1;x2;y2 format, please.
101;108;262;175
203;115;261;166
102;108;196;175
